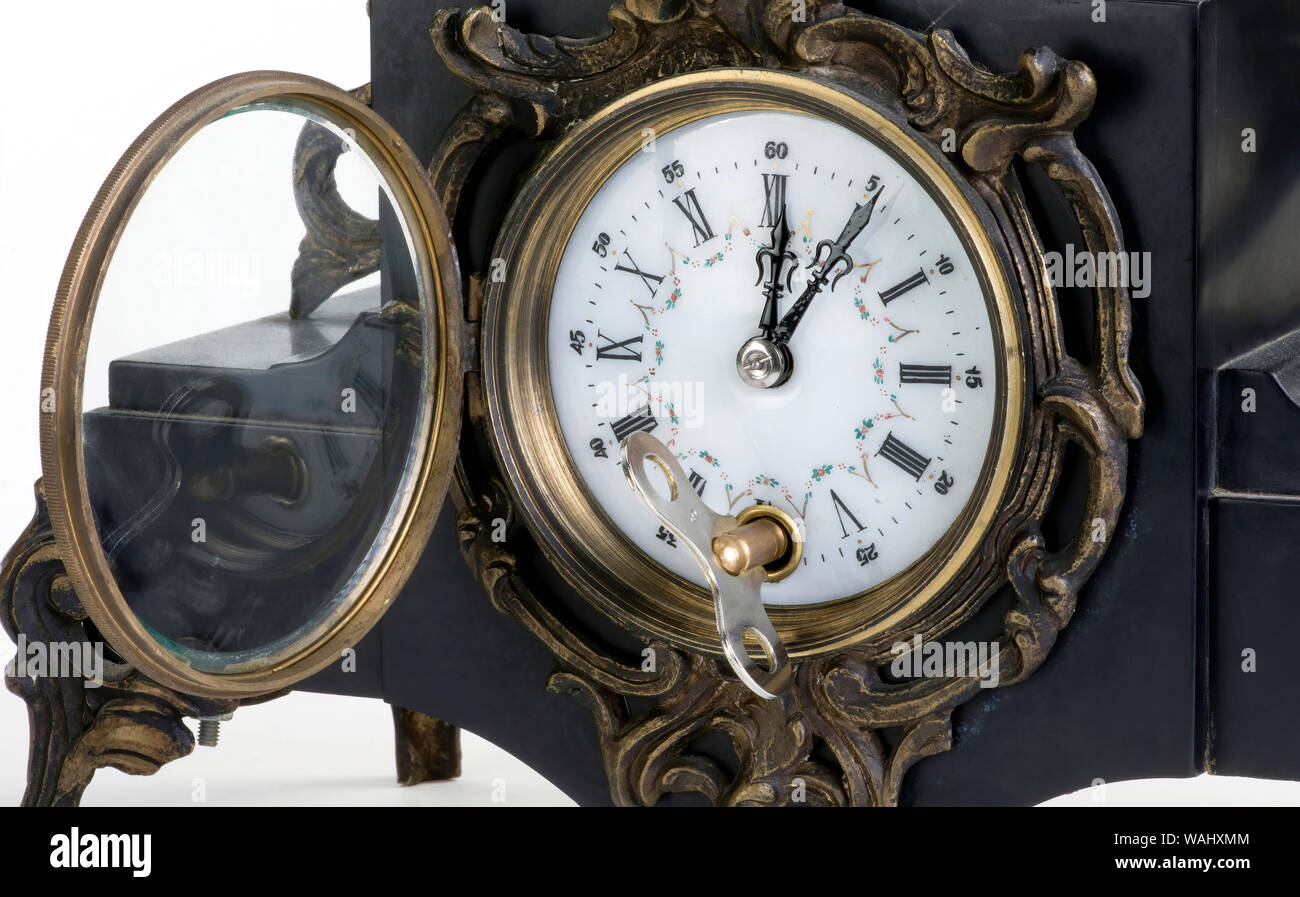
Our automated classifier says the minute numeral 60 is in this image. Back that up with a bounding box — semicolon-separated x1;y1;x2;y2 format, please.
764;141;789;160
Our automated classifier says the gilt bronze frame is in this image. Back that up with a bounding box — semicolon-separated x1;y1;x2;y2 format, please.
440;0;1142;805
1;0;1142;808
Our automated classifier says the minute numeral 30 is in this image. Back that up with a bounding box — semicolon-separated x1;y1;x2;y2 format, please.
877;431;931;481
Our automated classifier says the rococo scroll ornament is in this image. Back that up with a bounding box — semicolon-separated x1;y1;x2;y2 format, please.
439;0;1142;806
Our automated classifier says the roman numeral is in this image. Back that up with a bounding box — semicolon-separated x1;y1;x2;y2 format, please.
878;269;930;305
609;404;658;442
899;363;952;385
876;431;931;481
688;469;707;497
673;188;716;247
830;489;867;539
595;330;643;362
760;174;788;228
614;251;664;296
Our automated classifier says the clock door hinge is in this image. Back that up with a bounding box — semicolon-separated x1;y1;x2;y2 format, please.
462;272;483;374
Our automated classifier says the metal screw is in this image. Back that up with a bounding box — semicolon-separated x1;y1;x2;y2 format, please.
197;713;233;747
197;720;220;747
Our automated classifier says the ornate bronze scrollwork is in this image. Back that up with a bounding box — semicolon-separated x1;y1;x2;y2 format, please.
2;483;239;806
440;0;1142;806
289;84;382;319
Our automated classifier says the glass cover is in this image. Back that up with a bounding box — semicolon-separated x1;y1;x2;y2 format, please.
81;100;429;673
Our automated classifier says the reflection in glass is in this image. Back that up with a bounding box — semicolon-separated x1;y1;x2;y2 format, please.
81;103;428;673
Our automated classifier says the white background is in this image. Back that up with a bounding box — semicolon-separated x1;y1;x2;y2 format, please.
0;0;1293;807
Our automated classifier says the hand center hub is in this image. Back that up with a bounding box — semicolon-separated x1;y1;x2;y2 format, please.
736;337;792;389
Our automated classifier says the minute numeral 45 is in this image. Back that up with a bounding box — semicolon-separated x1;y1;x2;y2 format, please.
899;363;951;385
596;330;643;362
673;188;716;247
877;431;931;481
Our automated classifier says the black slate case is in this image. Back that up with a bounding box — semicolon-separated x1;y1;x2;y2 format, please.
292;0;1300;805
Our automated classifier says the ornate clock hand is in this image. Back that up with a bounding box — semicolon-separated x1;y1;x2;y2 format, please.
754;207;797;339
772;187;883;345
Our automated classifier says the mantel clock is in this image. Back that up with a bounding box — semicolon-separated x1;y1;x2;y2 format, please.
3;0;1146;806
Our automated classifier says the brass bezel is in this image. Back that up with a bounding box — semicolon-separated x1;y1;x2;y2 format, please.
483;69;1026;658
39;72;464;699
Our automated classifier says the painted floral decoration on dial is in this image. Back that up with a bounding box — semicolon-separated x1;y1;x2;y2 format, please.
550;109;998;606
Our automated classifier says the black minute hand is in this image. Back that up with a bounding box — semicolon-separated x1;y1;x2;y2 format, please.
772;188;883;345
754;207;796;339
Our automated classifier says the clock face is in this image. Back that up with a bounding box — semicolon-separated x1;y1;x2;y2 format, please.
546;109;1000;606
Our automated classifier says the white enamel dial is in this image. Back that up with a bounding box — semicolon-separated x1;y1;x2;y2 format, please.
547;109;1000;607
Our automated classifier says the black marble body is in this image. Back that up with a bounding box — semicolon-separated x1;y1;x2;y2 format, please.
88;0;1298;804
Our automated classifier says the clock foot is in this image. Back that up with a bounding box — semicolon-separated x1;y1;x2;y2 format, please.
392;706;461;785
2;480;241;806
